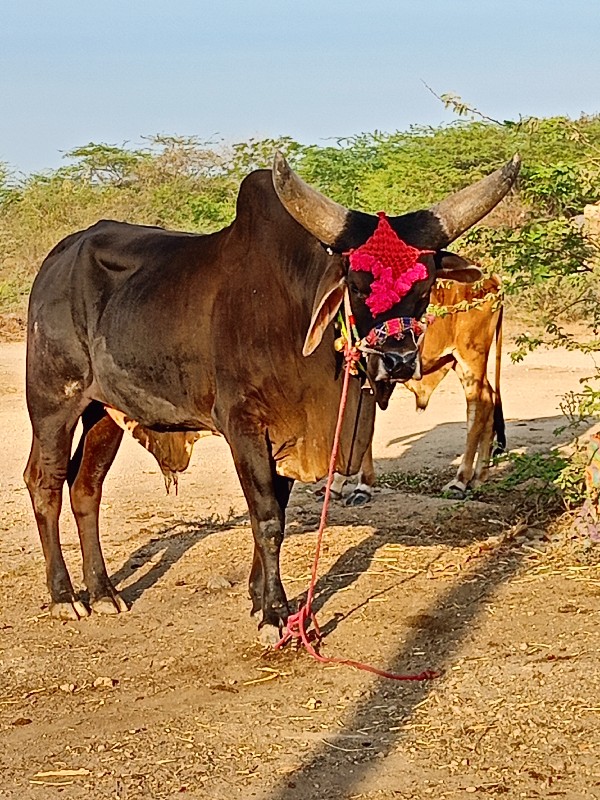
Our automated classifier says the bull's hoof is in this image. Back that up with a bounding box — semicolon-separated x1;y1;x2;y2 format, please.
344;488;372;507
50;599;90;621
442;479;467;499
91;593;129;615
315;486;343;502
258;623;282;648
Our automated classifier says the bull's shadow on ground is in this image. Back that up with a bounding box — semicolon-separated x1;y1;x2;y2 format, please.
109;480;488;613
262;530;536;800
109;513;249;606
110;412;583;611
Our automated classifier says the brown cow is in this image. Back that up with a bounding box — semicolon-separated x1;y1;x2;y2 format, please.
332;272;504;504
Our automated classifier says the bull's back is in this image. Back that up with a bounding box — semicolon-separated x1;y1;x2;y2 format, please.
29;221;194;333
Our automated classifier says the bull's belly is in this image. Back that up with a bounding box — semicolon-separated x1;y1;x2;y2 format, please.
88;374;216;433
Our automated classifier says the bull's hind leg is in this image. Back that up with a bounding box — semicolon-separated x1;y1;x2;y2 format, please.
24;414;88;620
472;391;496;486
68;403;126;614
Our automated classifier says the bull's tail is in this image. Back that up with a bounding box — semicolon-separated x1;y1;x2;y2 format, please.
492;304;506;455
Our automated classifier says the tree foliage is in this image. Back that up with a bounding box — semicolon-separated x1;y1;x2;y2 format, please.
2;114;600;314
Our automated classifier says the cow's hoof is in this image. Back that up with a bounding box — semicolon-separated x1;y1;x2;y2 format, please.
91;593;129;615
258;624;281;648
344;489;372;507
315;486;343;502
443;479;467;499
50;599;90;621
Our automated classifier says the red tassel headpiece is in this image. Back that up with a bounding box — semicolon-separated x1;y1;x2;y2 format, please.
348;212;433;315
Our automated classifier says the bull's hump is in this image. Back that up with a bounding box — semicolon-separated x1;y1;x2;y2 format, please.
234;169;285;225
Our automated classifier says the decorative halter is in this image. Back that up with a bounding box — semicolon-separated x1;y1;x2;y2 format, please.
361;316;429;349
347;211;434;315
335;299;433;372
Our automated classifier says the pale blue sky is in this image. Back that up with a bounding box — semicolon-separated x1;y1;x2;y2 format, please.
2;0;599;175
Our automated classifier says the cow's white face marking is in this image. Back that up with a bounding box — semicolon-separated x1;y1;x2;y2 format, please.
64;380;81;398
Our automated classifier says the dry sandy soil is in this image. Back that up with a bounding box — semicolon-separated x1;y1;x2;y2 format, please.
1;337;599;800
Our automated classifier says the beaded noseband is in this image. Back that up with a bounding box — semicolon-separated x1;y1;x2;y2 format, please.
357;315;430;355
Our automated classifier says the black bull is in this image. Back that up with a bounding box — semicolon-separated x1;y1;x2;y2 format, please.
24;154;519;644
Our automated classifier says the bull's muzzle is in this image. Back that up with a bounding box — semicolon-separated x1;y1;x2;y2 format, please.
381;349;419;382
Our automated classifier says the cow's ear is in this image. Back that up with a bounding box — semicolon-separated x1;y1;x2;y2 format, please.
436;251;483;284
303;262;346;357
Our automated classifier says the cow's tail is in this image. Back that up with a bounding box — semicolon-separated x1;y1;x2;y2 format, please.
492;304;506;456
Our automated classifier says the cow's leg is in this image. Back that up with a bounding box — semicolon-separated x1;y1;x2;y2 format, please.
339;388;376;506
472;386;496;487
24;416;88;620
223;422;291;644
345;443;375;506
315;472;346;501
68;403;127;614
448;364;494;495
248;474;293;621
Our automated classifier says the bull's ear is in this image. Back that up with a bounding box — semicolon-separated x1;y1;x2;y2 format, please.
436;251;483;284
303;262;346;357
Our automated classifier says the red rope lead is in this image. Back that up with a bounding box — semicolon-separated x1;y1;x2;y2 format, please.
275;300;438;683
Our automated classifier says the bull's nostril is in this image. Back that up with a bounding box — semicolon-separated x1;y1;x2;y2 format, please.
382;352;403;373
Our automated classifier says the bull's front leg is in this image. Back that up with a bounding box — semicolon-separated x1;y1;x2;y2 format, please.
222;418;292;646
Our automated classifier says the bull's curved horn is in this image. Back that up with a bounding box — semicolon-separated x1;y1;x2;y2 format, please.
272;152;350;246
430;154;521;244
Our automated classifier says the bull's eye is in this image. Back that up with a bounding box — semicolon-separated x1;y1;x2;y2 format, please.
350;284;366;299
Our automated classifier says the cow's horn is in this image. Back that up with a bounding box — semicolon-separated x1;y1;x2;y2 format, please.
430;154;521;244
272;152;350;246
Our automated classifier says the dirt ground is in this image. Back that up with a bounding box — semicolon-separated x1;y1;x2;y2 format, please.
1;335;599;800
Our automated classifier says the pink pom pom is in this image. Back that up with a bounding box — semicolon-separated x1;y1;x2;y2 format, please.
348;214;433;314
